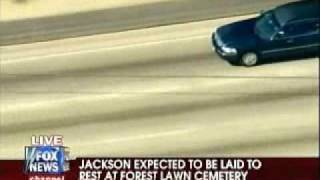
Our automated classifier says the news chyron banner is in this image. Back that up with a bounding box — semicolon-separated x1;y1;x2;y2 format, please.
0;135;318;180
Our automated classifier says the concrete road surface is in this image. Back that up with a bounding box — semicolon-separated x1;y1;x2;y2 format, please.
1;14;318;159
0;0;294;45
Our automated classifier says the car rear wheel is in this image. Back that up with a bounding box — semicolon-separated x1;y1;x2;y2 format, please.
241;52;258;67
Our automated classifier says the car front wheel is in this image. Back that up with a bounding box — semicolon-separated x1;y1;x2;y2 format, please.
241;52;258;67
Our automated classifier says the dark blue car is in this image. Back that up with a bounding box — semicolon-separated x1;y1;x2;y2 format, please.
212;0;320;66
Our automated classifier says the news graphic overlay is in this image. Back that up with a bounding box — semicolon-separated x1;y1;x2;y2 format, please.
76;158;319;180
25;135;70;175
78;158;263;180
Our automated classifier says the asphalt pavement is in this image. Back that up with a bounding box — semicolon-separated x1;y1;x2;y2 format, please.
0;0;293;45
1;13;318;159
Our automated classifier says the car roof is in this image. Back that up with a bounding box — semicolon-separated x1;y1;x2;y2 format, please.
273;0;319;27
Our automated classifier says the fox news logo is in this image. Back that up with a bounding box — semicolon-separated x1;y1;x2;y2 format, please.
25;135;70;174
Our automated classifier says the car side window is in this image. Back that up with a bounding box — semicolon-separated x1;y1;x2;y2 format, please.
315;21;320;31
283;20;319;38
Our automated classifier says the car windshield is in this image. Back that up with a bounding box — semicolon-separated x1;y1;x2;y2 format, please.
255;11;280;40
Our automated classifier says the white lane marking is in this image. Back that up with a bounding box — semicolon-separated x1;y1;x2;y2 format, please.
1;14;258;63
86;128;197;145
1;35;208;63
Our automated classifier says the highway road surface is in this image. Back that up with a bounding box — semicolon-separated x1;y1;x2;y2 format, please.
0;0;294;45
1;13;318;159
